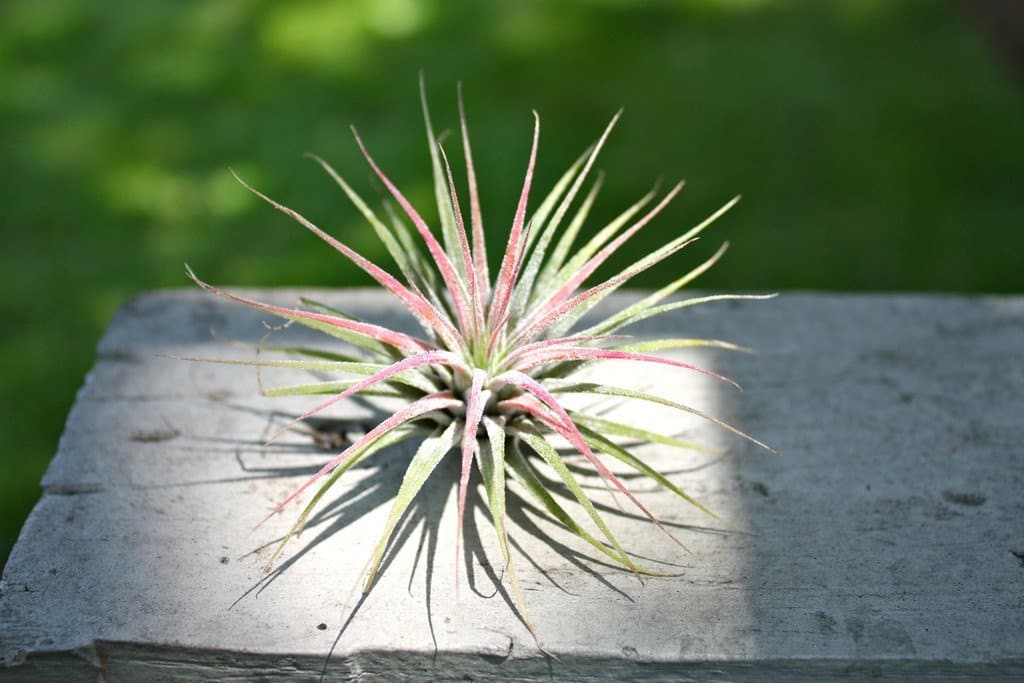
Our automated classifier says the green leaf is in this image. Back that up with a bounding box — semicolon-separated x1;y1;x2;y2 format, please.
540;183;658;300
577;425;729;527
380;199;451;329
229;300;396;356
548;381;774;453
170;354;444;396
505;440;639;572
259;345;372;364
515;430;639;575
381;200;438;290
210;324;377;364
530;111;624;297
476;419;538;636
584;292;776;338
297;296;356;320
165;356;386;373
566;242;730;344
305;154;419;286
569;412;713;453
509;149;593;320
420;75;463;274
476;419;508;559
546;197;740;339
280;311;396;356
612;338;753;354
537;171;604;292
261;379;412;399
364;421;462;590
265;426;422;570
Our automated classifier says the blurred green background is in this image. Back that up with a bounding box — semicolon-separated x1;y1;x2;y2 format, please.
2;0;1022;567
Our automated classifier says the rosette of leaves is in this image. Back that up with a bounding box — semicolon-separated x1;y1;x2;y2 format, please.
185;81;772;636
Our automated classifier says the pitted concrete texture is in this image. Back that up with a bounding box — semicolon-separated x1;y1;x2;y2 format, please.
2;290;1022;681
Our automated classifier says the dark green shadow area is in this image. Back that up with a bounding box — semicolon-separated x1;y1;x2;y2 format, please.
1;0;1022;566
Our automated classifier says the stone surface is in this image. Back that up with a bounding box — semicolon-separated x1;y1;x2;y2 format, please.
1;289;1023;681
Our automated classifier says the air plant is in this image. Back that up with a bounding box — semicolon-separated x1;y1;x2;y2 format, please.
184;80;773;638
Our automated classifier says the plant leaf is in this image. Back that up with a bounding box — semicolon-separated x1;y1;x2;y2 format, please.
518;109;621;300
512;234;700;345
588;293;778;338
525;181;687;325
477;418;509;562
262;380;412;399
258;391;461;526
577;425;727;530
297;296;355;319
578;242;730;338
498;384;694;554
510;132;608;320
304;153;419;287
419;73;463;273
264;345;374;364
456;370;489;589
210;324;379;364
613;338;753;354
166;355;388;374
515;430;639;576
513;347;741;391
186;271;409;357
504;333;627;366
438;143;483;335
543;194;743;342
457;83;489;301
350;127;474;341
228;170;463;348
504;437;638;572
549;381;774;453
167;354;437;395
477;419;538;636
264;351;466;446
364;421;462;590
381;199;442;301
570;412;712;453
541;179;657;297
266;426;422;570
488;111;540;335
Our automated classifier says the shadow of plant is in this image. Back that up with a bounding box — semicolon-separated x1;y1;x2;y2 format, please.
224;410;701;644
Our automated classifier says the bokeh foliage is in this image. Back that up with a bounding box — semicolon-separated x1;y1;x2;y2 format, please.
1;0;1022;566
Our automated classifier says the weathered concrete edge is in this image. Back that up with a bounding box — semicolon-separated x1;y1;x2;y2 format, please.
5;643;1024;682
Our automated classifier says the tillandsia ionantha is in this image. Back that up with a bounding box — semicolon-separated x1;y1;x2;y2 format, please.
184;78;773;639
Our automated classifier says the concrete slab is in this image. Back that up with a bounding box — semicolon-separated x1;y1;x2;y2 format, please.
2;290;1023;680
